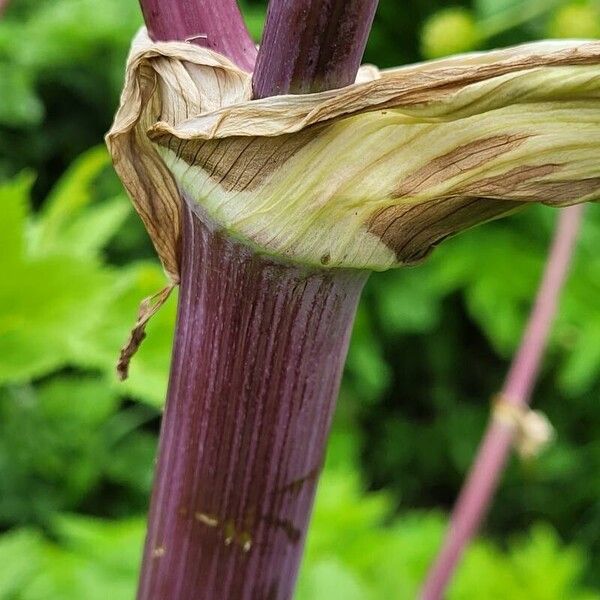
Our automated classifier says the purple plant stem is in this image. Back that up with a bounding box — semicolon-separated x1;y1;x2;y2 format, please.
252;0;379;97
137;201;366;600
420;204;585;600
138;0;256;70
135;2;375;597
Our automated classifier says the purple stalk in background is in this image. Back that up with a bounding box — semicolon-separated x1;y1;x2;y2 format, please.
136;1;376;598
252;0;379;97
420;204;585;600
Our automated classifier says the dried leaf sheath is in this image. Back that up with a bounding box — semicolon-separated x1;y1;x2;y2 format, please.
107;30;600;278
107;35;251;281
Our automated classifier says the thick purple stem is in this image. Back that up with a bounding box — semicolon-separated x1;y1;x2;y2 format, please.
135;2;375;598
137;202;366;599
420;205;584;600
138;0;256;70
252;0;379;97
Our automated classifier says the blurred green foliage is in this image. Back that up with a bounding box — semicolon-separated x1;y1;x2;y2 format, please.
0;0;599;597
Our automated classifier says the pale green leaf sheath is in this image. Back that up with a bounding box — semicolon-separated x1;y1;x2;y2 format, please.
107;30;600;278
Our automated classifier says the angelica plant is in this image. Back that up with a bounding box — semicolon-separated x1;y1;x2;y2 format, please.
106;1;600;598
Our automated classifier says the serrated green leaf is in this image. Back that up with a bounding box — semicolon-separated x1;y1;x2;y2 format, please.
50;195;131;259
33;146;111;254
0;165;136;384
433;225;544;355
0;256;113;384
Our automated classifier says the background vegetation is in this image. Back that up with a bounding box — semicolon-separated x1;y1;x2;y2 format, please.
1;0;599;597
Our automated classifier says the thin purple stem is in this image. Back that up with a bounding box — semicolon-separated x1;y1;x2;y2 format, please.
252;0;379;97
138;0;256;70
420;204;585;600
502;211;584;401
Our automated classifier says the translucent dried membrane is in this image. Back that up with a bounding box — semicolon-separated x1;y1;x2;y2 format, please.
107;29;600;280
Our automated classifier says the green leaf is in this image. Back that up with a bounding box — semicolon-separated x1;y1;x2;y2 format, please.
0;518;143;600
451;525;597;600
344;304;391;404
37;376;119;427
0;256;113;384
432;224;544;355
0;171;34;265
0;529;45;597
49;195;131;259
0;377;120;524
13;0;141;71
296;559;371;600
0;164;135;384
105;431;156;494
51;514;144;574
239;3;266;42
475;0;522;20
33;146;112;254
374;266;442;334
0;63;43;126
79;262;176;408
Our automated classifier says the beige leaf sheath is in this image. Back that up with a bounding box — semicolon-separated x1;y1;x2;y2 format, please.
107;29;600;279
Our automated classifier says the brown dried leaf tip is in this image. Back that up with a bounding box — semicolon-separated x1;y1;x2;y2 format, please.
116;284;175;381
